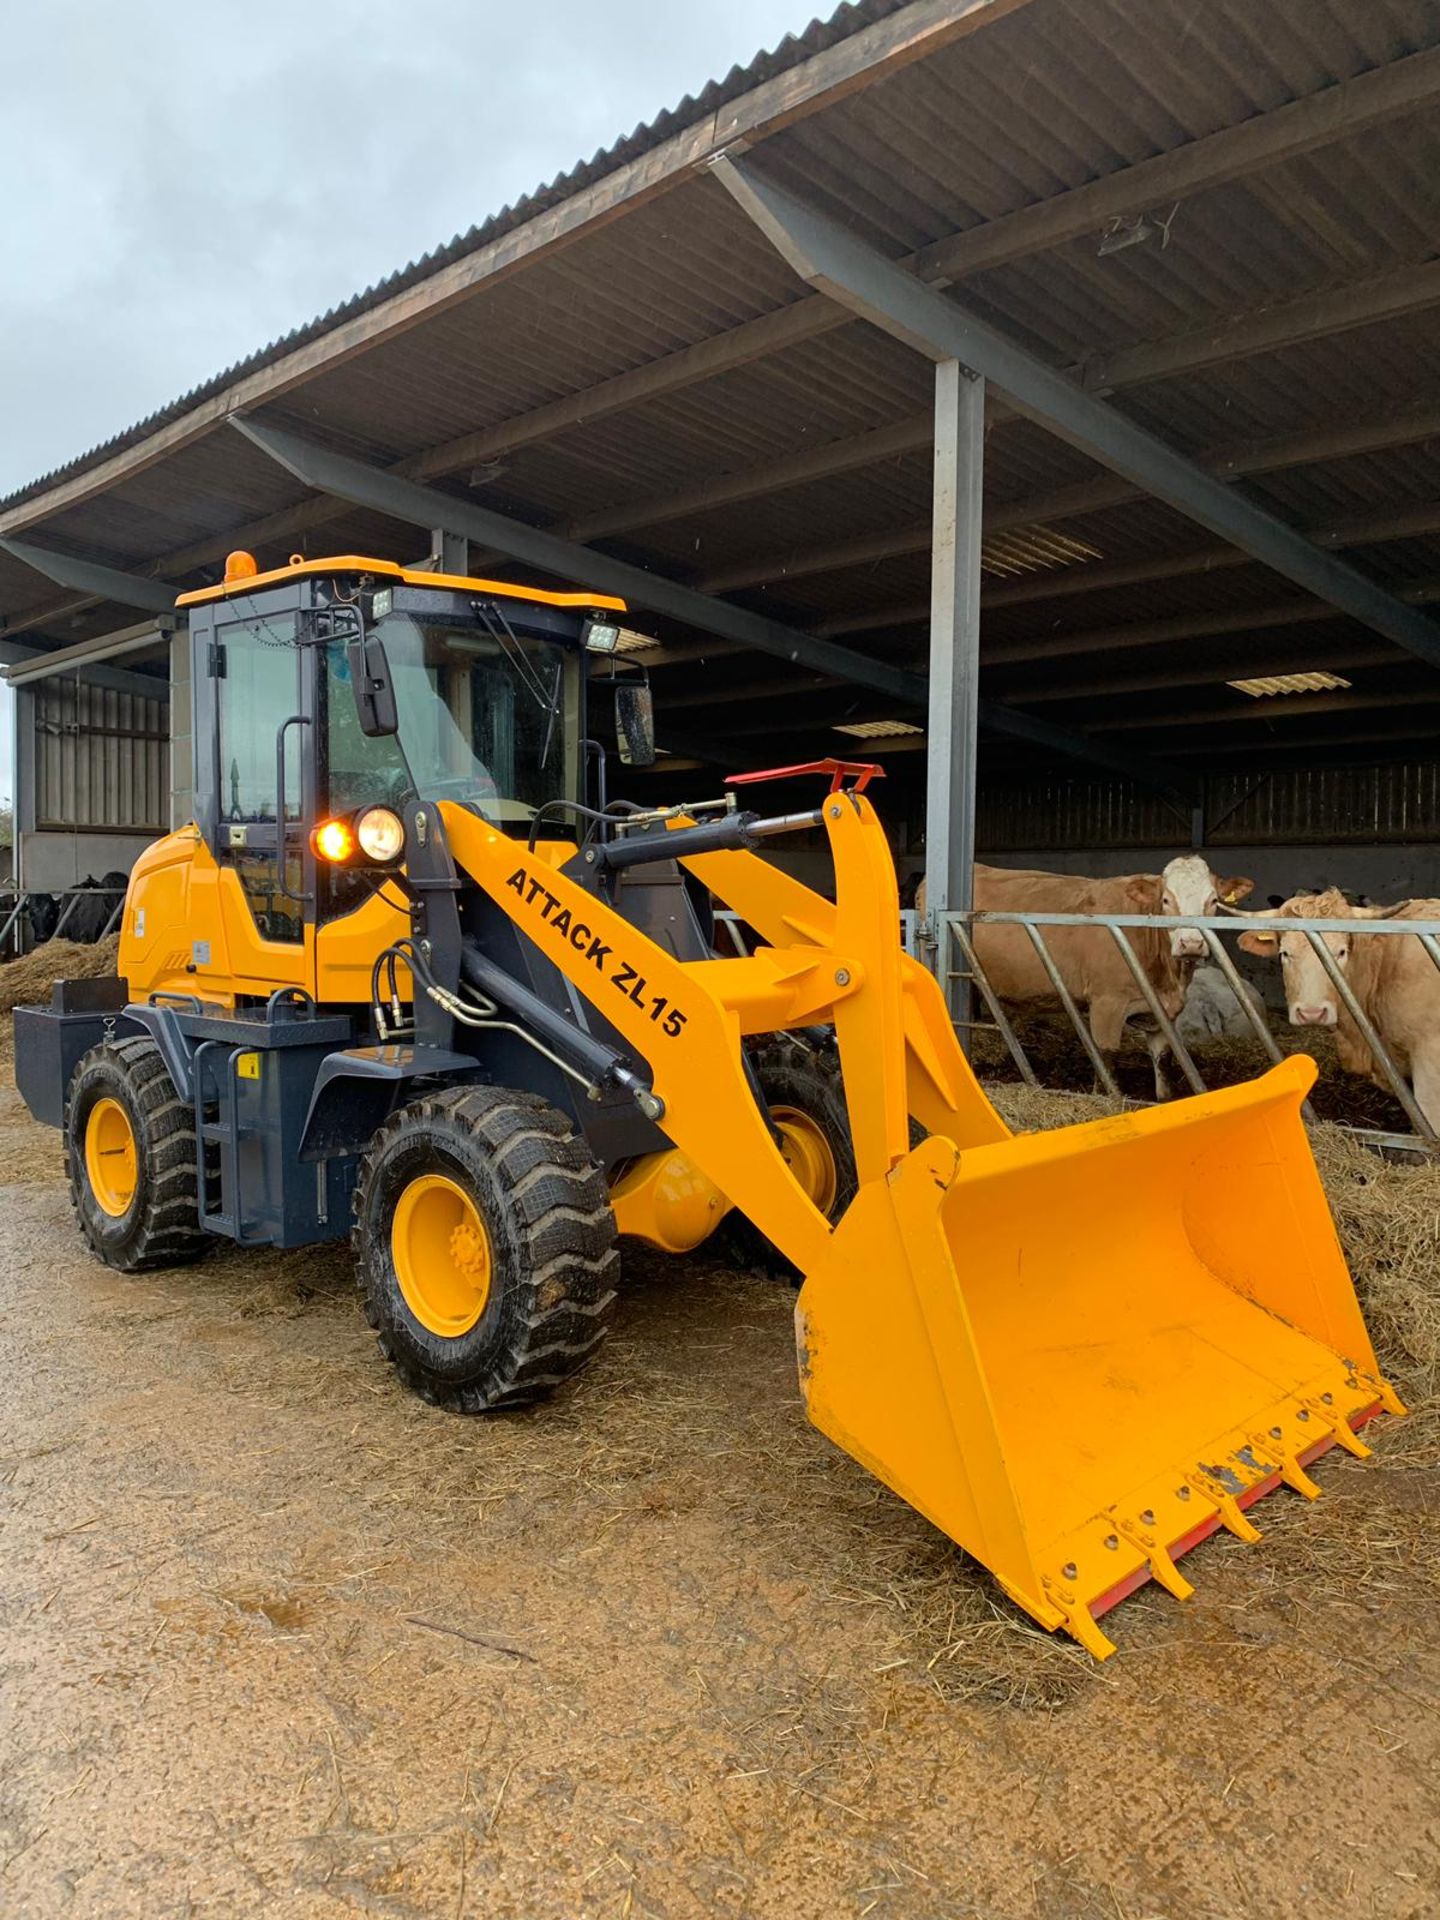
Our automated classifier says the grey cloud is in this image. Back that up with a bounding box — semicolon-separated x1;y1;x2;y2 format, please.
0;0;818;495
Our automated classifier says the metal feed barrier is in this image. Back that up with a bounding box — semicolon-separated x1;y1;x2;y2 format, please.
941;908;1440;1157
717;903;1440;1157
4;893;1431;1153
0;884;127;959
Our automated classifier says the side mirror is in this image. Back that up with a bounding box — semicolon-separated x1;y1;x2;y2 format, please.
615;681;656;767
348;629;399;737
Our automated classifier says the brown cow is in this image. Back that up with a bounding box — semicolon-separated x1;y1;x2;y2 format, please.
919;857;1253;1096
1238;888;1440;1131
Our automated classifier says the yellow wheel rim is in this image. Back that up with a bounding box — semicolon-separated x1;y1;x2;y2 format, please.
85;1096;138;1218
391;1172;493;1339
772;1106;839;1217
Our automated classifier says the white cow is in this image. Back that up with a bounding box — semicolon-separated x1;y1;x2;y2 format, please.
1238;887;1440;1131
917;856;1254;1096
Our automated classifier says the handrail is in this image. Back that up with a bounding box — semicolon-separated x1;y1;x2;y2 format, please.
971;910;1440;934
943;904;1440;1156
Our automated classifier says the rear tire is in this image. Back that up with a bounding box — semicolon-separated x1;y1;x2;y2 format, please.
65;1036;208;1271
352;1085;619;1412
721;1038;858;1275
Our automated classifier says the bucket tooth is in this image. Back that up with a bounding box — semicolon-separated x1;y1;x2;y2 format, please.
1276;1453;1323;1501
1315;1411;1372;1459
1190;1475;1264;1544
1367;1376;1408;1419
1117;1520;1195;1602
1040;1579;1117;1661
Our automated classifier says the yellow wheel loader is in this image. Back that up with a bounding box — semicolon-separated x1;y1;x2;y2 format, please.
14;553;1403;1658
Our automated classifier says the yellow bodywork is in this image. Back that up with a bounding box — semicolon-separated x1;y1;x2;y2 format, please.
119;777;1402;1656
175;552;626;612
439;791;1402;1658
120;826;410;1006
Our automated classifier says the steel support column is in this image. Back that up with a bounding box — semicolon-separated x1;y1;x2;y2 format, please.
925;362;983;1026
425;528;469;575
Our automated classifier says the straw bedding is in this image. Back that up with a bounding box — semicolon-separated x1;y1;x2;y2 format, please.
0;937;1431;1701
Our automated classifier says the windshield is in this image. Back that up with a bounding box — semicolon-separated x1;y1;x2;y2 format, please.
327;611;578;828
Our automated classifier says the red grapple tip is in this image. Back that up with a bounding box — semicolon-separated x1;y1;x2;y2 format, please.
725;757;884;794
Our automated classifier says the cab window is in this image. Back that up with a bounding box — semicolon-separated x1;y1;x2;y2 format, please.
217;613;302;824
215;613;304;945
325;641;413;817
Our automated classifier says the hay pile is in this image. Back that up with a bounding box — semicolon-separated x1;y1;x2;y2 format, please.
0;933;121;1014
0;935;122;1064
976;1010;1414;1133
1309;1122;1440;1457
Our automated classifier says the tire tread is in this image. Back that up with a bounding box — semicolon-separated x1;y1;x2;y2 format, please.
352;1084;619;1413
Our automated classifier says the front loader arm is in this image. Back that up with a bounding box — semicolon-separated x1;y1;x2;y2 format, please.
679;827;1009;1150
445;795;1401;1664
440;803;849;1273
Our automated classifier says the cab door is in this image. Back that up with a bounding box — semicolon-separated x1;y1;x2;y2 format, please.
202;607;316;997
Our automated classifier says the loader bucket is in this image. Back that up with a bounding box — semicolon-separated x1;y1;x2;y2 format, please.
797;1054;1403;1657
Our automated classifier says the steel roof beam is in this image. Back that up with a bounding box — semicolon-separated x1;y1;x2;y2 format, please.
713;151;1440;673
1089;261;1440;393
816;509;1440;638
700;398;1440;597
231;417;923;705
985;577;1440;669
18;241;1434;642
17;44;1440;615
814;572;1440;672
1168;715;1440;758
0;537;179;616
420;47;1440;486
1003;645;1401;704
233;414;1190;799
551;258;1440;549
1096;685;1438;732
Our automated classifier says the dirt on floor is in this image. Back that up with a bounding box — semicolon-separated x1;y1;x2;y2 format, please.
2;1076;1438;1920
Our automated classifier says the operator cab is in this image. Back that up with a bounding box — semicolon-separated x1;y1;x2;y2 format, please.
176;552;630;960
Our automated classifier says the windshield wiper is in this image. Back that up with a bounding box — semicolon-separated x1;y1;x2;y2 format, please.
538;657;564;771
473;601;559;721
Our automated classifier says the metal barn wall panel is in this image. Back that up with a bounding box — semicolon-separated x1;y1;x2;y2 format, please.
977;773;1185;850
1206;763;1440;845
34;677;169;833
978;760;1440;851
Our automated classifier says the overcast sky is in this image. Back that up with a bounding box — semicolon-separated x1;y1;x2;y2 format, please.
0;0;822;803
0;0;823;497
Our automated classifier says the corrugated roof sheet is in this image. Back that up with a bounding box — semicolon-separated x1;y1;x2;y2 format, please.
5;0;1440;777
0;0;910;515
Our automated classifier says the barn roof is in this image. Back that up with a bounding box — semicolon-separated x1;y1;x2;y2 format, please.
4;0;1439;784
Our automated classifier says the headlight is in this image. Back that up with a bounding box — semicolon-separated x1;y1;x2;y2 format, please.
583;618;621;654
312;818;356;863
355;806;405;864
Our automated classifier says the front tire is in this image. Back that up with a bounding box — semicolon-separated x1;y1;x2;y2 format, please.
65;1036;207;1271
352;1085;619;1412
722;1038;858;1274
